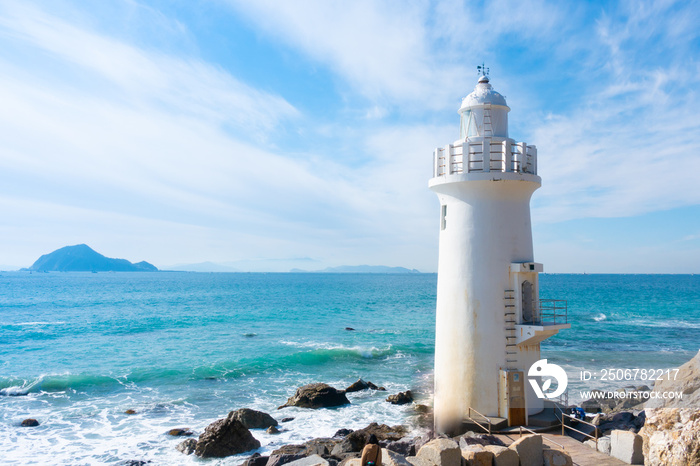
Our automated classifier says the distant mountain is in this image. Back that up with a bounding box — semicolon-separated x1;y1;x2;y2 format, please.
165;261;240;272
24;244;158;272
291;265;421;274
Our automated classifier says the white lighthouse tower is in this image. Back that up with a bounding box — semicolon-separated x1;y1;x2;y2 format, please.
430;68;570;434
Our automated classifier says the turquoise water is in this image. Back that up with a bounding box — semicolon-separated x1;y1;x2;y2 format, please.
1;272;698;464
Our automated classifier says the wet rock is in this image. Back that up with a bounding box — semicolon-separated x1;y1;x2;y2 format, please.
333;428;354;438
176;438;197;455
386;390;413;405
267;425;280;434
20;418;39;427
331;423;408;456
244;453;270;466
195;416;260;458
166;428;193;436
230;408;279;429
278;383;350;409
124;409;137;415
121;461;151;466
281;417;295;423
345;327;355;331
345;379;384;392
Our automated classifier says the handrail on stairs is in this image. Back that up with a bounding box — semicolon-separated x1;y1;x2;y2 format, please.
554;404;599;450
467;407;492;434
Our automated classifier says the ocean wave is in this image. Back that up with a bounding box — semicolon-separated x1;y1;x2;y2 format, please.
593;313;607;322
7;321;67;327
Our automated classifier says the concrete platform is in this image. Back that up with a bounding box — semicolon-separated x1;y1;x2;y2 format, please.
493;433;627;466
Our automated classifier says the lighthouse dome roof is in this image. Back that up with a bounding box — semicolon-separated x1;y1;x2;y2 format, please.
460;76;508;110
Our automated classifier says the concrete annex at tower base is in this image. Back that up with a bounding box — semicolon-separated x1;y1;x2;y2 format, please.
430;73;570;434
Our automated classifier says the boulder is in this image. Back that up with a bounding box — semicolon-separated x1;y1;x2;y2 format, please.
610;430;643;464
483;445;519;466
460;444;493;466
542;449;572;466
382;448;413;466
345;379;385;392
334;428;354;438
279;383;350;409
386;391;413;405
508;434;542;466
584;435;611;455
176;438;197;455
244;453;270;466
406;456;434;466
272;438;339;458
20;419;39;427
124;409;137;415
284;455;329;466
417;438;461;466
195;417;261;458
459;432;506;447
166;428;192;436
267;454;306;466
640;350;700;466
385;437;418;457
331;423;407;456
230;408;279;429
267;426;280;434
339;459;361;466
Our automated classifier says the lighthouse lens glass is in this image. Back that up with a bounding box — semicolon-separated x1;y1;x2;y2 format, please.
460;110;470;140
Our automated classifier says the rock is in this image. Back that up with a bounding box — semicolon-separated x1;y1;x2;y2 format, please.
195;417;261;458
331;423;408;456
459;432;506;447
334;428;354;438
483;445;519;466
124;409;137;415
639;350;700;466
281;417;295;423
272;438;339;458
267;426;280;434
414;404;431;414
278;383;350;409
417;438;461;466
387;391;413;405
382;448;413;466
20;419;39;427
230;408;279;429
244;453;270;466
345;379;384;392
339;459;361;466
406;456;434;466
585;436;611;455
285;455;330;466
385;437;418;457
176;438;197;455
610;430;643;464
122;461;151;466
542;449;572;466
345;327;355;331
166;428;192;436
508;434;542;466
267;454;307;466
460;445;493;466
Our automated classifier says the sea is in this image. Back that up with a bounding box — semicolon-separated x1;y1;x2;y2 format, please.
1;272;698;465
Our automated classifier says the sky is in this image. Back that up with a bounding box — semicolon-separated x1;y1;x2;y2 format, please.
1;0;699;273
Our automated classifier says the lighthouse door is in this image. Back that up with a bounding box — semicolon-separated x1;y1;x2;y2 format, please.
521;280;534;323
507;371;526;426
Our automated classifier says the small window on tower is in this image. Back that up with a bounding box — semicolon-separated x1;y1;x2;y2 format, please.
441;205;447;230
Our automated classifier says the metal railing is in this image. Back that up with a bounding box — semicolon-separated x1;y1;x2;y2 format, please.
518;426;566;451
432;138;537;178
554;405;599;449
467;407;492;434
534;299;568;325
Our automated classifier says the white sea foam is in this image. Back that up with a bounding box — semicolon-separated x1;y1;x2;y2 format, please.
593;313;607;322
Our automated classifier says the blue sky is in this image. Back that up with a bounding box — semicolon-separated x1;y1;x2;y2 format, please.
0;0;699;272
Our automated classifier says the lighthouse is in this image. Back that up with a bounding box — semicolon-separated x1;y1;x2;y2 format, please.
430;68;570;434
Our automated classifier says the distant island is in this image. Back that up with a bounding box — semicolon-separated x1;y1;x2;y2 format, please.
290;265;421;274
23;244;158;272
